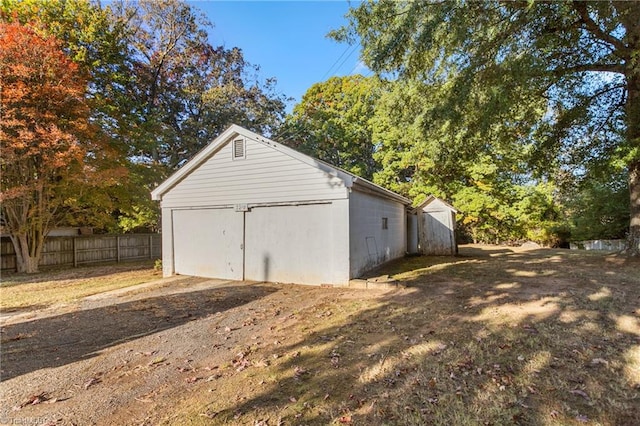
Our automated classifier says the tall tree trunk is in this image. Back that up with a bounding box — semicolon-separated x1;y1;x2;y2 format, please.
629;160;640;256
11;233;41;273
626;69;640;256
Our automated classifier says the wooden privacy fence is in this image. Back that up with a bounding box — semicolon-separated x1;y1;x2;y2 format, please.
1;234;161;272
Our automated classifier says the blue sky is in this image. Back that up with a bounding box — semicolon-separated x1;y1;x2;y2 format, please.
189;1;366;111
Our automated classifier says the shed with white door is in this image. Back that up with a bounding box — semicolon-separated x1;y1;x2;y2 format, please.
413;195;458;256
151;124;410;286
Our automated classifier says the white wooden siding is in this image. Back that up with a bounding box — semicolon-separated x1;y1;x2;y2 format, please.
348;190;406;278
419;210;456;255
418;198;457;256
161;137;348;208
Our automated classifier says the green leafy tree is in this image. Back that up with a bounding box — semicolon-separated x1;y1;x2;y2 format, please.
282;75;385;179
565;170;630;241
336;0;640;254
113;0;287;170
371;78;555;244
108;0;287;230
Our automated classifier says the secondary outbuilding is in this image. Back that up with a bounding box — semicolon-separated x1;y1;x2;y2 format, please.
151;125;411;286
413;195;458;256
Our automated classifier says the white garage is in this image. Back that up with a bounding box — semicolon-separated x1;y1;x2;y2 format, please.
151;125;409;286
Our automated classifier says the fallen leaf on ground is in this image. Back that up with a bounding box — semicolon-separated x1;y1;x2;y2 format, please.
570;389;590;399
14;392;49;410
148;357;166;366
433;343;447;355
253;358;270;368
294;366;308;379
84;377;101;390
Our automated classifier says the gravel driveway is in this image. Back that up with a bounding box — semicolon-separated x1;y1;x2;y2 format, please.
0;276;363;425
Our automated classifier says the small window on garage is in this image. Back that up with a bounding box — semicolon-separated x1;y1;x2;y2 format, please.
382;217;388;230
233;138;246;160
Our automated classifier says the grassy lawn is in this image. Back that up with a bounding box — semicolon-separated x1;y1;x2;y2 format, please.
0;261;158;312
1;246;638;425
163;246;640;425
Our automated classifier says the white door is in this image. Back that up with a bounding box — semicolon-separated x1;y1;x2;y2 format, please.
244;204;335;284
172;208;244;279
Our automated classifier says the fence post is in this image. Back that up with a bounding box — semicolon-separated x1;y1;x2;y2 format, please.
149;234;153;259
73;237;78;268
116;236;121;263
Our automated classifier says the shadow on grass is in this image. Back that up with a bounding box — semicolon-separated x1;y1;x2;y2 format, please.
0;284;277;381
0;261;155;286
206;246;640;425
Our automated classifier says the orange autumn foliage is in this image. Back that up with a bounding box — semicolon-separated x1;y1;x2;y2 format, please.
0;20;125;273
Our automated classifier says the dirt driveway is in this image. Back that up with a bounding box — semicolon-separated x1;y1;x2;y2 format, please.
0;273;380;425
1;246;639;425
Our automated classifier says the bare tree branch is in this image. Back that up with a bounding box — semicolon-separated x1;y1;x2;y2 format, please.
552;63;626;76
573;1;629;56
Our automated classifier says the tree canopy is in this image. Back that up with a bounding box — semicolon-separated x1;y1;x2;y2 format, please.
112;0;287;171
0;0;288;271
281;75;384;179
0;20;125;272
335;0;640;253
2;0;287;225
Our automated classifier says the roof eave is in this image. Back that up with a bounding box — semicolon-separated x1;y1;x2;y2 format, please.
411;195;458;213
352;177;411;205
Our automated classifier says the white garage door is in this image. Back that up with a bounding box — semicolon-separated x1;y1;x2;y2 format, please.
244;204;335;284
172;209;244;279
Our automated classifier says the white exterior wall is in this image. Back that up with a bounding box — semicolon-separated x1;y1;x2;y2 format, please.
159;134;352;285
161;136;348;208
244;200;350;285
407;214;419;254
419;198;457;256
348;189;406;278
161;207;174;277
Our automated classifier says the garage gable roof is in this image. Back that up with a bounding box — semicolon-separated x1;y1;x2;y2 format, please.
151;124;410;205
411;195;458;214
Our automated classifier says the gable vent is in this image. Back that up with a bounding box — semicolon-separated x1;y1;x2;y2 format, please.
233;138;245;159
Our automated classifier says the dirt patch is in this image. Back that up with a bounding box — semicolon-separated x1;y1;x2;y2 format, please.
1;246;639;425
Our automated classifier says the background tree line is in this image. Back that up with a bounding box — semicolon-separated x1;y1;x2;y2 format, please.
1;0;636;272
287;0;636;250
1;0;286;272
